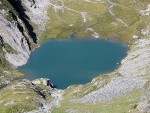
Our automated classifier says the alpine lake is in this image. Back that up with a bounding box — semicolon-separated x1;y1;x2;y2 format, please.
18;38;127;89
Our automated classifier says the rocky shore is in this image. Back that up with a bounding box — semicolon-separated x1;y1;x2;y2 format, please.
72;36;150;103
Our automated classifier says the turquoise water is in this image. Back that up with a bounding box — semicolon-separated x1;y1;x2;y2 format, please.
18;38;127;89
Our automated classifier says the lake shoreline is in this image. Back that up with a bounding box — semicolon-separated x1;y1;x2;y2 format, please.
18;37;128;89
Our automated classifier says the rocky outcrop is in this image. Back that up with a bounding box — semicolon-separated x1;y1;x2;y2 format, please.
32;78;55;88
21;0;50;36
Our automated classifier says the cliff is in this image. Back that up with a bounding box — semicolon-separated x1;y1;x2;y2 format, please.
0;0;53;66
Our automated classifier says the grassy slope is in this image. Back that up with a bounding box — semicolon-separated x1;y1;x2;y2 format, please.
0;80;53;113
39;0;150;43
0;45;24;87
0;82;39;113
52;90;141;113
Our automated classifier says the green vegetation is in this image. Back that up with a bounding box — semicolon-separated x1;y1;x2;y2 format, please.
0;0;16;13
52;89;141;113
0;81;39;113
0;45;23;87
51;71;141;113
39;0;150;43
0;80;53;113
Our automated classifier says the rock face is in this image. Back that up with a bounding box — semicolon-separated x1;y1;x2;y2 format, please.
21;0;50;36
0;0;51;67
0;0;50;67
0;12;31;67
32;79;47;86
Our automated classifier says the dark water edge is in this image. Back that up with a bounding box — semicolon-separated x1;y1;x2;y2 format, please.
18;38;128;89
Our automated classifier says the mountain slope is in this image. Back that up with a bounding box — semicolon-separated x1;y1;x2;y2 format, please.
0;0;150;113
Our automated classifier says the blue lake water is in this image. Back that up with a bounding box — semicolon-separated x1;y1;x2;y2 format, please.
18;38;127;89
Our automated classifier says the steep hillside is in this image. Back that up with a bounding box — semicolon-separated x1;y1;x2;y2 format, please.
0;0;32;86
0;0;150;113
